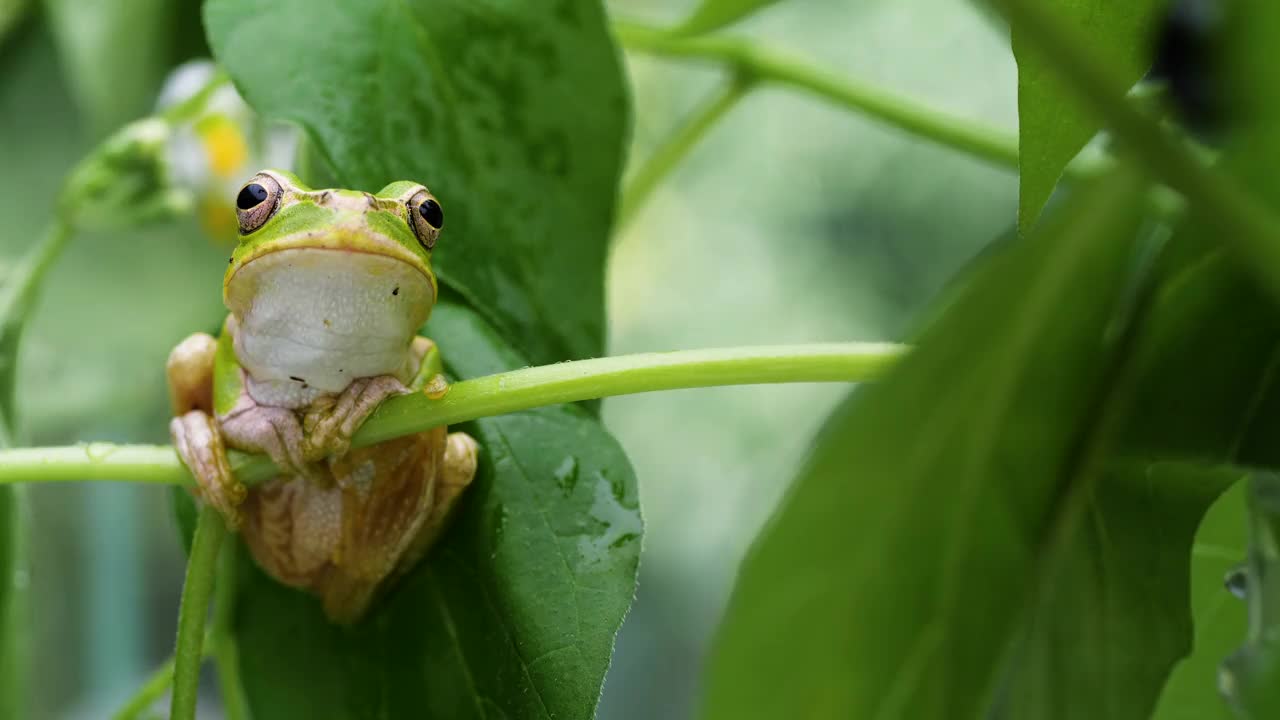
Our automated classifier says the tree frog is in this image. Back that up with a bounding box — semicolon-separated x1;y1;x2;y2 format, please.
166;169;478;624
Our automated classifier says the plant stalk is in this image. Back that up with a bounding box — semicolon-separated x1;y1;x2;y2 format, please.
619;75;755;227
0;342;905;487
614;21;1033;174
170;506;226;720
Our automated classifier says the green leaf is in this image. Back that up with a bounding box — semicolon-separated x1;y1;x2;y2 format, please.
1012;0;1162;234
701;169;1150;719
1204;6;1280;715
203;0;629;366
989;201;1280;716
1219;474;1280;716
230;302;642;719
1153;483;1245;720
41;0;177;132
675;0;783;36
992;462;1237;720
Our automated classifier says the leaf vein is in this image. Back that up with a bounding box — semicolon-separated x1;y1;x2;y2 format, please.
427;567;488;719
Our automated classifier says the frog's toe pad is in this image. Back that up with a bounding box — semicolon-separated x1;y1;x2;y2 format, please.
171;410;245;528
442;432;479;493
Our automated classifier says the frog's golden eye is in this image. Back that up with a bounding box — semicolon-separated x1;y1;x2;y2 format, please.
408;189;443;250
235;173;282;234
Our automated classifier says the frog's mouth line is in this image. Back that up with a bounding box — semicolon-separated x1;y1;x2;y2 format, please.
224;234;435;303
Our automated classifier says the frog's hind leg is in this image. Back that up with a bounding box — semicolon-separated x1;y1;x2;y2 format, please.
316;428;447;623
314;428;477;623
398;431;478;572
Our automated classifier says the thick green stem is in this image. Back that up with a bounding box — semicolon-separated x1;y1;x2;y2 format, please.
619;76;755;227
984;0;1280;304
170;506;226;720
0;444;196;485
0;342;905;487
614;21;1030;174
357;342;899;443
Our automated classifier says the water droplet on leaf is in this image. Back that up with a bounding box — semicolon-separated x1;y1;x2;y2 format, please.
575;471;641;568
491;503;508;547
554;456;579;495
1225;563;1248;600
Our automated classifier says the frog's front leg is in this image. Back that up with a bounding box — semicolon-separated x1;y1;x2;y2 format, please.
167;332;246;525
302;336;442;460
218;386;313;478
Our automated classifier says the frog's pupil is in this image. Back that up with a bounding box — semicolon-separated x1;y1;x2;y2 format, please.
418;199;444;229
237;183;269;210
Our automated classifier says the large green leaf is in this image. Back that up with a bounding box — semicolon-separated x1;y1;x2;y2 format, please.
991;462;1237;720
1213;4;1280;714
203;0;628;366
701;169;1150;719
675;0;784;35
994;231;1280;718
228;302;642;719
1012;0;1162;233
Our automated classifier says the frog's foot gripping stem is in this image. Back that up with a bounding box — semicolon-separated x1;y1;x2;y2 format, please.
219;392;317;481
171;410;246;527
302;375;409;461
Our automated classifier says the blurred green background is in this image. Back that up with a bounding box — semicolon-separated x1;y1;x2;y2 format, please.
0;0;1243;717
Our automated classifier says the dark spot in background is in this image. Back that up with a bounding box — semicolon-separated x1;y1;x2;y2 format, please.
1149;0;1227;139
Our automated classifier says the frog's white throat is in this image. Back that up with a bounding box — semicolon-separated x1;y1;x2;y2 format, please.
227;248;433;403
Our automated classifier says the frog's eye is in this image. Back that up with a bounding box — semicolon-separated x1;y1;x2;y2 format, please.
235;173;283;234
408;189;443;250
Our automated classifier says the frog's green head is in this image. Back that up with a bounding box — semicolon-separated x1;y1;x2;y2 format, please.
225;169;441;301
223;170;446;391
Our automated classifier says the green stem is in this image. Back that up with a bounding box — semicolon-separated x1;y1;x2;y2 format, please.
0;220;73;444
0;221;73;313
0;342;905;487
170;506;226;720
0;444;195;485
614;21;1029;174
984;0;1280;303
110;657;176;720
619;76;755;227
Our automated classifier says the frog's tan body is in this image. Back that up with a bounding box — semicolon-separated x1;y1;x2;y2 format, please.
166;170;477;623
